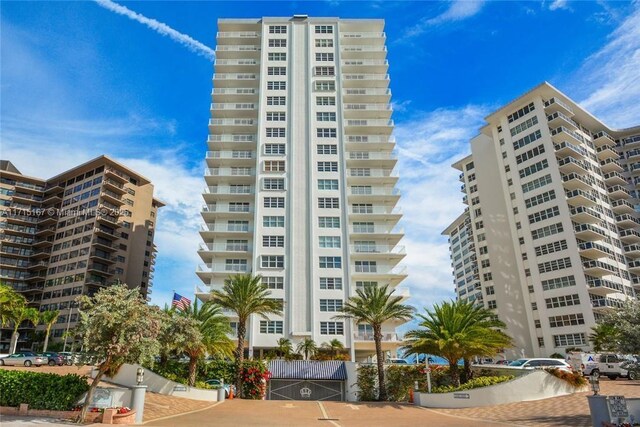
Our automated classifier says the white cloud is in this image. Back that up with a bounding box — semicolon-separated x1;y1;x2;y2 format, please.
402;0;485;39
94;0;215;61
549;0;570;11
575;4;640;128
393;105;490;310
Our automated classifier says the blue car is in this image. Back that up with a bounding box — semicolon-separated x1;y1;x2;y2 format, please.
204;379;231;397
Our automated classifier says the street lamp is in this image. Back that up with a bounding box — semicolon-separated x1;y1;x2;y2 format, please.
136;367;145;385
590;374;600;396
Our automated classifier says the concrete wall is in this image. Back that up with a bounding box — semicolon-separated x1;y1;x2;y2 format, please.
94;364;220;402
344;361;359;402
414;370;587;408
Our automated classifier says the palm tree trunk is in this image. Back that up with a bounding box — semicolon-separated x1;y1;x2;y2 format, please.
449;361;460;387
462;358;472;384
235;318;246;398
43;328;51;352
373;325;386;401
187;355;198;387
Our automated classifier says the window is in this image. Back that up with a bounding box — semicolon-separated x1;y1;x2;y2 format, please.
355;261;377;273
315;81;335;91
265;144;286;155
481;259;490;268
534;320;541;329
320;321;343;335
510;116;539;137
317;128;337;138
260;320;283;334
267;81;286;90
319;256;341;268
268;52;286;61
320;299;343;312
320;277;342;290
553;333;587;347
316;96;336;106
268;38;287;47
528;206;560;224
318;179;339;190
513;130;543;150
507;102;535;123
515;144;545;164
263;236;284;248
261;255;284;269
264;197;285;208
225;259;248;271
317;145;337;155
315;66;335;76
538;337;545;347
488;300;497;309
317;112;336;121
266;128;285;138
485;286;495;295
541;275;576;291
264;160;285;172
263;216;285;227
317;161;338;172
535;240;567;257
318;198;339;208
267;67;286;75
318;217;340;228
269;25;287;34
266;112;286;121
315;25;333;34
531;222;563;240
263;178;285;190
315;53;334;61
483;273;492;281
522;174;552;193
315;38;333;47
266;96;286;106
262;276;284;289
525;190;556;209
519;159;548;179
545;294;580;309
319;236;341;248
538;257;572;273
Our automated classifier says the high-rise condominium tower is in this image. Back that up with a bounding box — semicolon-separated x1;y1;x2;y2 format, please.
444;82;639;358
196;16;408;361
0;156;163;352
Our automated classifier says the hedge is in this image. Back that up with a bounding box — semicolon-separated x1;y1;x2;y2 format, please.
432;375;514;393
0;370;89;410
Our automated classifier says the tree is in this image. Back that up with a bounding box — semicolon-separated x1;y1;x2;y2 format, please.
276;338;293;359
40;310;60;352
336;284;414;401
321;339;344;358
174;300;234;386
210;274;281;398
75;285;163;423
0;284;26;328
594;300;640;354
9;305;40;354
296;338;317;360
404;300;512;387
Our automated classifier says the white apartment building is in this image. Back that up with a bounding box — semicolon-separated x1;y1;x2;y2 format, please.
444;82;639;358
195;16;408;361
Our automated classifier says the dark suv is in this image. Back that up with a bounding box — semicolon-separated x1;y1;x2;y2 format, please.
40;352;64;366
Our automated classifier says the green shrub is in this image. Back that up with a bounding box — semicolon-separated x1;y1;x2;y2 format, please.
0;370;89;410
147;359;235;387
432;375;513;393
356;364;377;401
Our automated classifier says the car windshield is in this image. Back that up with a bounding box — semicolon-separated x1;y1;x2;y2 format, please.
508;359;528;367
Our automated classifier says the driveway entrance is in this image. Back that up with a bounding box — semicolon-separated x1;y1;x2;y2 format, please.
267;360;347;401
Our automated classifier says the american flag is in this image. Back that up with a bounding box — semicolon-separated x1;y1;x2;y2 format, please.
172;292;191;311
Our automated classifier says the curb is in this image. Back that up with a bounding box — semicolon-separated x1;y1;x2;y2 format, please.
141;400;224;425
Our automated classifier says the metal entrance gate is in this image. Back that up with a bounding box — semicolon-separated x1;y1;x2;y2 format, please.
268;379;344;401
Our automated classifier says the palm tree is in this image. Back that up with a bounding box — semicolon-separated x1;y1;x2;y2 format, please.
589;323;619;352
296;338;317;360
276;338;293;359
322;339;344;359
0;283;26;328
210;274;281;397
176;300;234;386
10;306;40;354
40;310;60;352
404;300;512;387
336;284;414;401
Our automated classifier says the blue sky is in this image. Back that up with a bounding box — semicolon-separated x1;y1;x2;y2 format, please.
2;0;639;312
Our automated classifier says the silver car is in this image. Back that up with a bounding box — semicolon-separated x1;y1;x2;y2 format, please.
0;351;47;367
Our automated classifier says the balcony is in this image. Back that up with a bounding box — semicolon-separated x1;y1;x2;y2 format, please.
350;264;407;284
216;31;259;40
196;263;251;278
554;141;587;159
582;259;616;277
199;223;252;235
570;206;600;223
340;45;387;59
592;131;616;147
624;244;640;258
342;74;390;88
341;59;388;73
203;186;254;201
211;87;258;102
14;181;45;194
198;242;250;253
628;260;640;275
214;45;260;59
341;31;385;41
347;151;397;165
103;178;126;194
626;148;640;160
201;204;253;219
104;168;128;183
100;190;124;206
210;103;257;118
35;226;56;237
344;135;395;149
565;189;597;206
574;223;606;241
596;144;619;161
349;245;406;258
347;187;400;202
92;238;117;251
206;150;255;162
561;173;592;191
345;119;394;134
591;297;625;312
578;241;611;259
89;250;117;264
600;158;624;173
207;134;256;147
26;261;48;271
544;97;574;116
343;103;392;119
557;157;589;174
342;88;391;103
608;185;631;200
31;248;51;259
547;111;578;130
587;277;624;296
347;168;398;183
603;171;628;187
348;206;402;221
619;229;640;244
615;214;640;229
214;59;259;74
25;272;46;282
353;332;399;342
87;263;115;276
550;126;584;146
32;237;53;248
349;226;404;242
611;199;636;214
208;119;257;133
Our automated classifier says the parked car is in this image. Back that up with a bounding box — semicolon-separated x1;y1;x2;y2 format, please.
508;358;572;372
568;353;632;379
0;352;47;367
495;359;513;365
620;361;639;381
388;358;409;364
204;379;231;397
58;352;76;365
40;352;64;366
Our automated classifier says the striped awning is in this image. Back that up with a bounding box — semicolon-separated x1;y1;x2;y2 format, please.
268;360;347;381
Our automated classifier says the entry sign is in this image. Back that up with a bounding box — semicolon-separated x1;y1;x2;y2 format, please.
608;395;629;419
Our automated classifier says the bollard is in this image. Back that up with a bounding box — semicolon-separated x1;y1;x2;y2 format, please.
131;385;147;424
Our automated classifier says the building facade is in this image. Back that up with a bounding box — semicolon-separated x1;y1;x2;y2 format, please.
196;16;408;361
0;156;163;352
444;82;639;358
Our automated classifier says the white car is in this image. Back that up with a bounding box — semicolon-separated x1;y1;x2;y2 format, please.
508;358;572;372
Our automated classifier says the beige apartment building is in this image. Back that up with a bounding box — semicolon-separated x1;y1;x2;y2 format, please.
444;82;639;359
196;16;408;361
0;156;163;352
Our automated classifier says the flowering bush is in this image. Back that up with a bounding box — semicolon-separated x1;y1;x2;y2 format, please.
115;407;131;414
241;360;271;399
545;368;588;387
